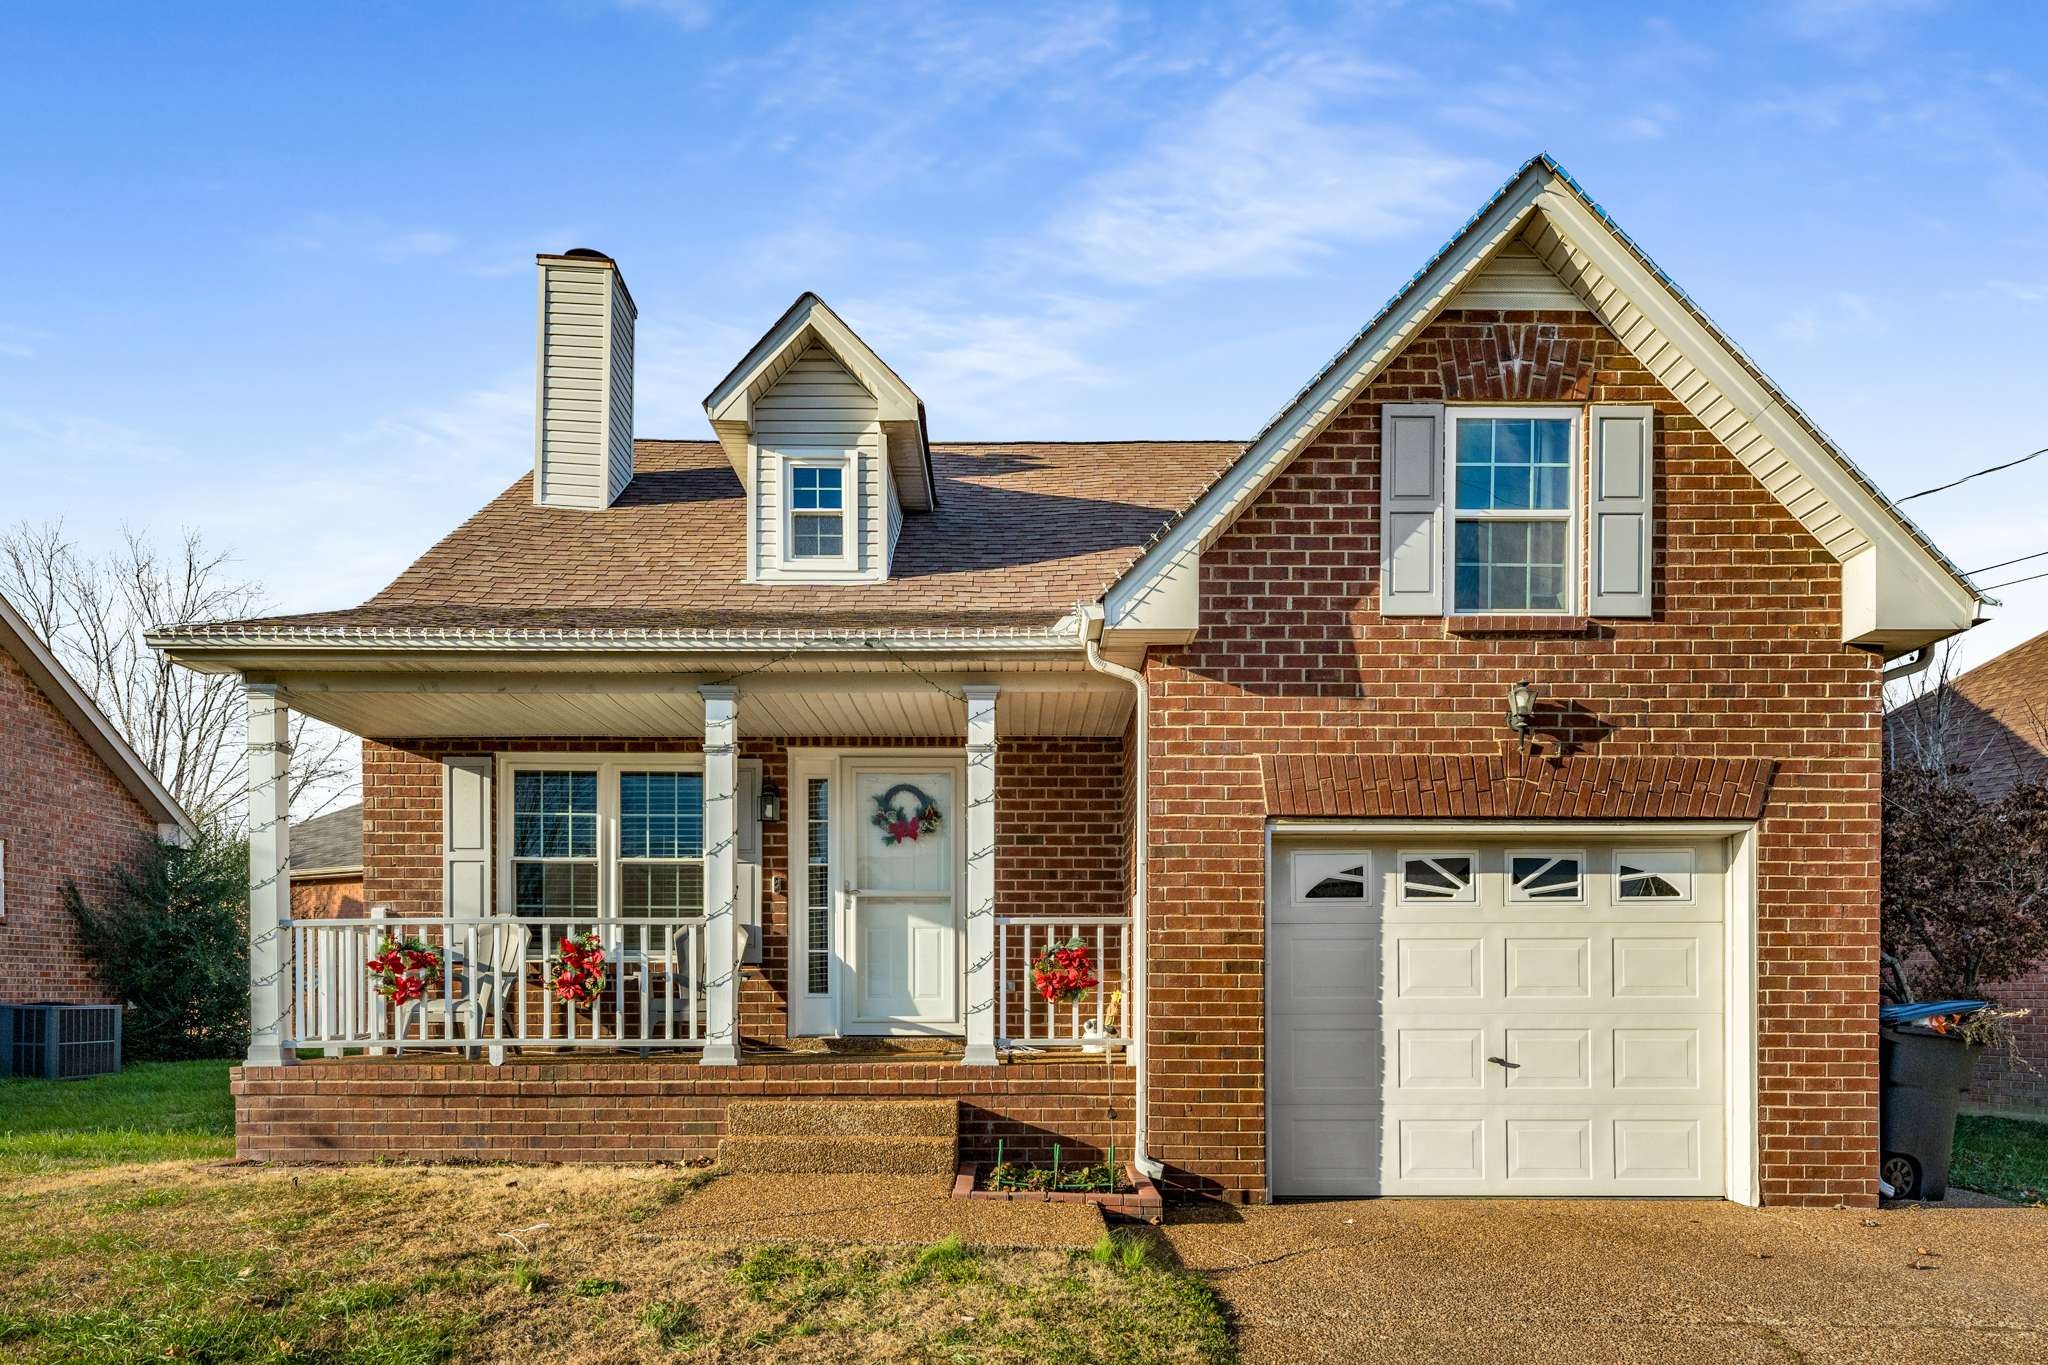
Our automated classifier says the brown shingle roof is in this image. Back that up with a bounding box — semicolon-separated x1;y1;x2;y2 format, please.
1886;632;2048;799
192;440;1241;639
289;803;362;873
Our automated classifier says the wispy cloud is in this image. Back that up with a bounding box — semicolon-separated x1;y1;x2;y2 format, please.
1051;57;1471;285
373;229;459;263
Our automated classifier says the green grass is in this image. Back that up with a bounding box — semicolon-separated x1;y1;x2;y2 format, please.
0;1060;234;1172
1952;1113;2048;1205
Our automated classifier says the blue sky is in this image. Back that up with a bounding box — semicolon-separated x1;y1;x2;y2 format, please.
4;0;2046;672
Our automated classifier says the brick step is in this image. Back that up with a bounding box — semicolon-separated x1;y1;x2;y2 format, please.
725;1099;958;1139
718;1134;958;1176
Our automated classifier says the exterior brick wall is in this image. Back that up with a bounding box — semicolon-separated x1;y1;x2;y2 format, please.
1968;966;2048;1114
0;647;156;1005
359;734;1128;1048
1141;308;1884;1206
290;876;366;919
233;1057;1135;1167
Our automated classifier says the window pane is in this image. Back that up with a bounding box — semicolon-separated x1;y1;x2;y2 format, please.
1495;419;1532;465
1535;418;1571;462
1490;564;1527;610
806;778;831;996
620;862;704;917
1528;566;1565;612
1512;855;1582;900
620;772;703;859
792;466;843;511
1493;463;1531;509
515;861;596;918
1454;562;1484;611
1456;463;1492;509
512;769;596;860
793;512;844;558
1401;855;1473;901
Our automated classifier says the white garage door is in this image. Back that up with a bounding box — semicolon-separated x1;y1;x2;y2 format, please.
1270;837;1726;1197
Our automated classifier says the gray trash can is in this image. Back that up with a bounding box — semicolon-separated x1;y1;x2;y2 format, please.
1878;1024;1982;1200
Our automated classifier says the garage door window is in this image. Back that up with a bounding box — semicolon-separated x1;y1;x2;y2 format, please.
1292;853;1371;903
1508;852;1583;903
1397;852;1475;904
1616;849;1693;901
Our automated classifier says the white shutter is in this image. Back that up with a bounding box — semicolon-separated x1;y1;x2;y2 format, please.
1588;405;1655;618
1379;403;1446;616
443;757;492;916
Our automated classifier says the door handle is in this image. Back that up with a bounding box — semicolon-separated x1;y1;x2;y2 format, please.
1487;1056;1520;1069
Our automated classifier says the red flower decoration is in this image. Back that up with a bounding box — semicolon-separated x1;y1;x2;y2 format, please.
549;931;610;1004
1031;938;1098;1005
366;933;443;1004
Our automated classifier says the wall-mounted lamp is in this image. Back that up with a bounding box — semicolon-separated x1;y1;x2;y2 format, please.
759;778;782;823
1507;680;1539;751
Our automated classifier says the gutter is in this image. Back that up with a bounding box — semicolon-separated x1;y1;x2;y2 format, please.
1079;605;1162;1182
146;618;1090;657
1881;646;1936;685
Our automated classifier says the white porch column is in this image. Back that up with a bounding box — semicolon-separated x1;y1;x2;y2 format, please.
962;684;999;1066
700;684;741;1066
245;682;295;1067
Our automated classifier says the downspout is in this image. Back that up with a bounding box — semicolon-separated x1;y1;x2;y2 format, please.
1080;604;1162;1180
1880;645;1934;684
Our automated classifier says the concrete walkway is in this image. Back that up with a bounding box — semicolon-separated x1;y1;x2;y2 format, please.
1160;1198;2048;1363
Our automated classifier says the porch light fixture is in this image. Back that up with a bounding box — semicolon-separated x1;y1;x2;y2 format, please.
759;778;782;824
1507;680;1539;747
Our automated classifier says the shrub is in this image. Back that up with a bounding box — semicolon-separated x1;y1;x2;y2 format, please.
65;835;248;1060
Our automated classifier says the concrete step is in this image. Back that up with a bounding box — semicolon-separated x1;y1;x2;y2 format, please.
726;1099;958;1140
718;1134;958;1176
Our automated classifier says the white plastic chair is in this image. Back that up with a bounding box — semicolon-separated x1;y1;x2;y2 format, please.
395;921;531;1062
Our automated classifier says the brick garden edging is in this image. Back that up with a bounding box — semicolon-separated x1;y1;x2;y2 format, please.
951;1158;1164;1221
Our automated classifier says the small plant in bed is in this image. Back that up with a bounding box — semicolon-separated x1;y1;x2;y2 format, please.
984;1140;1130;1194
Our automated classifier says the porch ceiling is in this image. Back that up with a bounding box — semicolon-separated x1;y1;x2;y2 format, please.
269;665;1134;740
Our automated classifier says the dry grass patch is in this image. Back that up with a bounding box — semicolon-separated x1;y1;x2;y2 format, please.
0;1162;1229;1363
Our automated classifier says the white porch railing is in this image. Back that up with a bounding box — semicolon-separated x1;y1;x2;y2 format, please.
994;916;1132;1056
286;913;708;1059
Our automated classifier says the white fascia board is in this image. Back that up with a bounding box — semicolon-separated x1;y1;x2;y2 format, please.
1534;186;1979;649
1103;166;1551;629
704;295;918;424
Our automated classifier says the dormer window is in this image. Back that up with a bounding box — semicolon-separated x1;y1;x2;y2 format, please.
790;462;847;559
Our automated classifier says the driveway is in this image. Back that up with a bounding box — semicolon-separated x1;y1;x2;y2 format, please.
1160;1198;2048;1363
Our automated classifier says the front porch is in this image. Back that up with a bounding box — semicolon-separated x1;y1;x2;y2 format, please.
239;647;1143;1082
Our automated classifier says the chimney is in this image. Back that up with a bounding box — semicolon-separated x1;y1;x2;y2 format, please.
533;249;636;508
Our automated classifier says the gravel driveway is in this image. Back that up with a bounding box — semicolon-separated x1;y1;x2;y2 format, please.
1160;1198;2048;1363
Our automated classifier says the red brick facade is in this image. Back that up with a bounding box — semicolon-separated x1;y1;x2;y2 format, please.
0;647;157;1004
1140;307;1883;1207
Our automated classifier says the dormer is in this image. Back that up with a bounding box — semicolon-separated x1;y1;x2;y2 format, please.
703;294;934;583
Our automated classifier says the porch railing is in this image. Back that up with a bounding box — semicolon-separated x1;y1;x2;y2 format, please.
287;913;708;1058
994;916;1132;1056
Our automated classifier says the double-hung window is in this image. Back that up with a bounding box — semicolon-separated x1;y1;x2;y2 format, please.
503;761;709;948
788;462;846;560
1450;410;1576;613
617;771;705;950
511;770;599;920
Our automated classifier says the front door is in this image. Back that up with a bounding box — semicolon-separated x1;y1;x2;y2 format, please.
841;761;963;1033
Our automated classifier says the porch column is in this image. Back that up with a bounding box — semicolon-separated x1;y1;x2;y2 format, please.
700;684;741;1066
962;684;999;1066
245;682;295;1067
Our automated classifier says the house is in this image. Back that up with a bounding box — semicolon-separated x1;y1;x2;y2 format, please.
149;155;1984;1207
1;591;194;1003
1887;634;2048;1115
288;805;365;919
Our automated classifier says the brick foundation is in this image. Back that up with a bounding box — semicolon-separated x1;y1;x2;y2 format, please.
232;1057;1136;1167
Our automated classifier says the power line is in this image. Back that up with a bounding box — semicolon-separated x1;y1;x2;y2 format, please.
1968;548;2048;576
1978;567;2048;593
1897;445;2048;503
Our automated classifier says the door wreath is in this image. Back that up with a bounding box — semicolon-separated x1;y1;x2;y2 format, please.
870;782;943;845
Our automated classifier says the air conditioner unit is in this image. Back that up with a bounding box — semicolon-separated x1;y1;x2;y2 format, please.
5;1003;123;1080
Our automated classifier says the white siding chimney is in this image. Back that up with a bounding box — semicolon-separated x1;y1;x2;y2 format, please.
534;249;636;508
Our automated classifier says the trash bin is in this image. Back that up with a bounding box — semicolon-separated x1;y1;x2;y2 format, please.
1878;1000;1985;1200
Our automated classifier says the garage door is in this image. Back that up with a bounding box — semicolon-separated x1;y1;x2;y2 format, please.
1270;837;1725;1197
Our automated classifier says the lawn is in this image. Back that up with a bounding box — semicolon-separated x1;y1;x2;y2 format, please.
1952;1113;2048;1205
0;1062;1233;1363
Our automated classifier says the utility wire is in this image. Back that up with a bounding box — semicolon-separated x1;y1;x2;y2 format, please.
1897;445;2048;503
1967;548;2048;576
1977;567;2048;593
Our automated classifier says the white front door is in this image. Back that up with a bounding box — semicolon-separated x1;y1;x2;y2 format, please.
841;762;963;1033
1271;836;1729;1197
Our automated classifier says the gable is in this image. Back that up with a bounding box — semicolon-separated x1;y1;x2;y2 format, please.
1103;156;1981;659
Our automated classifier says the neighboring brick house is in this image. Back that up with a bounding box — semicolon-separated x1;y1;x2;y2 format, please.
1887;634;2048;1114
288;805;365;919
1;591;194;1004
152;155;1984;1207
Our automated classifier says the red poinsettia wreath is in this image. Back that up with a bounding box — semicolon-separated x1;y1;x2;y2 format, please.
550;932;610;1005
366;934;443;1006
1032;937;1099;1005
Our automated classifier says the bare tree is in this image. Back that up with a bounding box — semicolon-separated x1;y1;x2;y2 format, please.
1;521;357;830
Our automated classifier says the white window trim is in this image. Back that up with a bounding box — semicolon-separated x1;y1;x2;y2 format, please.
1395;848;1480;905
1505;847;1587;904
1444;405;1582;616
1613;846;1697;905
779;449;856;571
787;748;839;1035
494;755;709;925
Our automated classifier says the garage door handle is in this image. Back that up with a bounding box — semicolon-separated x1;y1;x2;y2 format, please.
1487;1056;1520;1069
